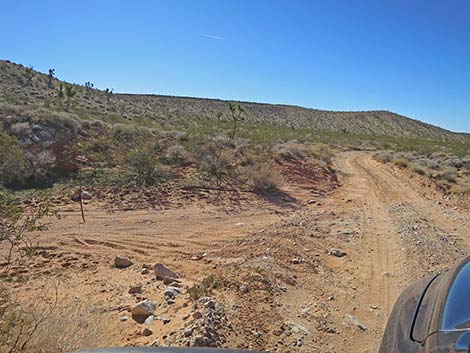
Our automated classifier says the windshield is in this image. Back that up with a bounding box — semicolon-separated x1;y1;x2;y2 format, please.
443;262;470;331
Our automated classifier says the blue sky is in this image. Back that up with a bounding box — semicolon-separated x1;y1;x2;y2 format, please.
1;0;469;132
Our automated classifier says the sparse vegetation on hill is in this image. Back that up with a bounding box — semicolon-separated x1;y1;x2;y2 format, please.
1;59;469;197
1;60;469;142
374;150;470;195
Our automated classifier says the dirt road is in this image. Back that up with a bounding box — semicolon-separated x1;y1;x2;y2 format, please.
3;152;469;352
323;152;468;353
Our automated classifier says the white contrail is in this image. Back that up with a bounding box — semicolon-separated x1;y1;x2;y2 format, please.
200;33;225;40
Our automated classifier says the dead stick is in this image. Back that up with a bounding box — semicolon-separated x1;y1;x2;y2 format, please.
78;160;85;223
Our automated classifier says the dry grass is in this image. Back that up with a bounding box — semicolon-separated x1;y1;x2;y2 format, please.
1;285;107;353
393;158;408;168
246;164;283;193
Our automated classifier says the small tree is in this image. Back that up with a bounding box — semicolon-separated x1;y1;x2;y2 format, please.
47;68;55;88
24;66;34;86
0;192;58;270
227;103;246;139
0;130;25;188
57;84;64;99
64;84;77;111
124;146;159;186
85;81;94;95
105;88;113;104
197;138;237;188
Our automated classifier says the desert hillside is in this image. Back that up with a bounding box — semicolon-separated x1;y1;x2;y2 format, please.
1;60;469;142
1;59;470;353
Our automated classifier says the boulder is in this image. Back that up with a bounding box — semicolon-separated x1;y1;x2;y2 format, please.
131;300;156;324
164;286;181;300
115;256;133;268
328;248;347;257
154;263;179;280
81;191;93;200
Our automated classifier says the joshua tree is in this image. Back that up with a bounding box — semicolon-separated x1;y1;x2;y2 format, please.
24;66;34;86
228;103;246;139
47;68;55;88
85;81;94;92
64;84;77;110
57;84;64;99
105;88;113;104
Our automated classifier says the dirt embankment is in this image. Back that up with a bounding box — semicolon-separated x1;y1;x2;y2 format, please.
2;153;469;353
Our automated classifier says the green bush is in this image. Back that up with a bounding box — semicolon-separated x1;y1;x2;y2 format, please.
440;167;458;183
393;158;408;168
411;164;426;175
164;144;191;166
374;151;392;163
195;139;237;187
188;274;220;300
124;146;163;186
0;129;26;187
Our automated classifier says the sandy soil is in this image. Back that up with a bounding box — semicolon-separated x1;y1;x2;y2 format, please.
2;152;469;353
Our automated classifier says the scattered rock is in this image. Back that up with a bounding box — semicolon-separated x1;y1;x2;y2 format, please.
154;263;179;280
239;285;249;294
328;248;347;257
144;316;154;325
120;316;129;322
163;276;181;285
71;191;92;202
81;191;93;200
164;286;181;300
343;314;368;331
150;339;159;346
291;257;301;264
115;256;133;268
192;311;203;320
131;300;155;324
128;284;143;294
141;268;150;275
184;328;193;337
142;328;153;336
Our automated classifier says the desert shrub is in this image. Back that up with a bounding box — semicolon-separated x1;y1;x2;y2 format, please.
0;287;107;353
195;139;237;187
462;157;470;170
246;164;283;193
188;274;220;300
0;130;26;187
393;158;408;168
374;151;392;163
165;130;188;141
445;157;464;169
164;144;191;166
0;191;58;267
21;149;59;188
25;109;81;135
431;151;447;159
10;122;31;136
307;143;333;165
422;158;440;170
449;185;470;195
124;146;163;186
272;143;305;161
440;167;458;183
411;164;426;175
112;124;155;145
